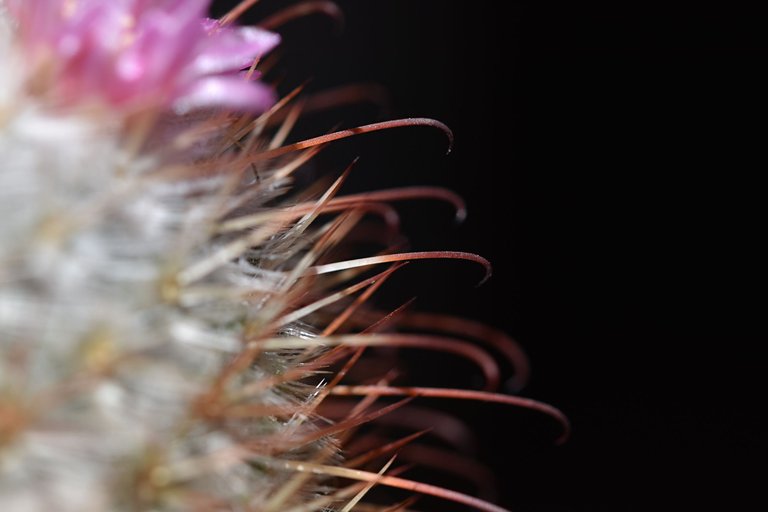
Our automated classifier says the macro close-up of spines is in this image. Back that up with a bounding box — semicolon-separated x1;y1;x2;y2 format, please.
0;1;567;511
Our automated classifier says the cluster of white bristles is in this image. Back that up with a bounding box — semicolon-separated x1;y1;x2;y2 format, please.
0;2;567;511
0;14;337;512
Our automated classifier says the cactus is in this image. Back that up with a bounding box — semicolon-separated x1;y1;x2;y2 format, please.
0;2;567;510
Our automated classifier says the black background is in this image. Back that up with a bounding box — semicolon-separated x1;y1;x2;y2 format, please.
215;1;766;509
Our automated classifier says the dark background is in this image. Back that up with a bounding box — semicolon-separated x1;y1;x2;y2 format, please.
215;1;766;509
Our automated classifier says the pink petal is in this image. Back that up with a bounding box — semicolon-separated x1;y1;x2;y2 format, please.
6;0;279;113
193;25;281;75
175;76;276;113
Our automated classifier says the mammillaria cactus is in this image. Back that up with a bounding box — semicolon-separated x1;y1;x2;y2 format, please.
0;1;567;510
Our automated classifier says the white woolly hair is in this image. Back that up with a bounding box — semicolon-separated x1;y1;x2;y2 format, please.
0;20;337;512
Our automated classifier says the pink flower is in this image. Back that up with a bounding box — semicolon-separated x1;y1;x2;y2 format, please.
6;0;280;112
